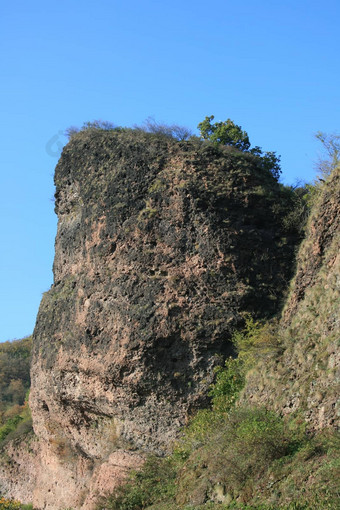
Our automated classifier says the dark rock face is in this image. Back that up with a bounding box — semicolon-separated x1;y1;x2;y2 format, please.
30;130;298;508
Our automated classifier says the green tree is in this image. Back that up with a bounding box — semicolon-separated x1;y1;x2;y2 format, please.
198;115;250;150
198;115;282;180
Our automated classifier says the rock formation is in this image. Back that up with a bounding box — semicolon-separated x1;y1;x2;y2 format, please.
2;129;301;508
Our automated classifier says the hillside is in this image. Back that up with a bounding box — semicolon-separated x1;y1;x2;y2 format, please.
0;127;338;509
0;336;32;443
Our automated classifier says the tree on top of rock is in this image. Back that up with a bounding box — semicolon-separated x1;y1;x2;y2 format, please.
198;115;282;181
198;116;251;151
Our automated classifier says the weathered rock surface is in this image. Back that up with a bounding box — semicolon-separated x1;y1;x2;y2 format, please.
243;166;340;429
28;130;299;508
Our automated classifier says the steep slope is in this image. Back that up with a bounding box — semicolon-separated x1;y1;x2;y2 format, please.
26;128;299;509
243;165;340;428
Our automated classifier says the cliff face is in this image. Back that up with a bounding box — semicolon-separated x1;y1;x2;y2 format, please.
25;129;298;509
243;166;340;429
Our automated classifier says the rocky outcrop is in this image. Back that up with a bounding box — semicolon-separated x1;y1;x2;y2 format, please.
243;166;340;429
28;129;299;509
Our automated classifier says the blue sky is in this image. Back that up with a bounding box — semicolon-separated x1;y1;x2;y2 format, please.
0;0;339;341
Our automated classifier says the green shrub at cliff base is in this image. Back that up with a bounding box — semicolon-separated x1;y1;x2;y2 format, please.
231;316;283;372
96;456;178;510
173;355;245;460
174;413;338;510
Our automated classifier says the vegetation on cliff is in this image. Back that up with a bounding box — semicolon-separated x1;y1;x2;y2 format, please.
197;116;282;181
0;337;32;448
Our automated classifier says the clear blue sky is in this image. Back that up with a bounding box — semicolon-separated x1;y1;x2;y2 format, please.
0;0;339;341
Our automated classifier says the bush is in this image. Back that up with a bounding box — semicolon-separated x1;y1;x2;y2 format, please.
0;498;21;510
232;316;282;372
135;117;192;140
210;357;245;413
65;120;122;139
96;313;338;509
96;456;177;510
207;407;297;488
66;118;193;142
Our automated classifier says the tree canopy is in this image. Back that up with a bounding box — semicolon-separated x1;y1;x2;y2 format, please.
197;115;282;181
198;116;250;151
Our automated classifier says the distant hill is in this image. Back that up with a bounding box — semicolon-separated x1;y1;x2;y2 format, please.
0;336;31;412
0;336;32;447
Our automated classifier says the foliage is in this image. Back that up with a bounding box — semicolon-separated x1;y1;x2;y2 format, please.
0;337;33;448
172;319;259;459
198;116;250;151
197;115;281;180
65;120;120;139
66;118;192;141
0;394;32;447
250;146;282;181
0;337;32;414
278;183;313;235
0;499;32;510
210;407;301;477
0;414;23;442
209;357;245;414
98;405;339;509
176;406;297;506
0;498;21;510
315;131;340;178
232;316;282;372
96;456;177;510
136;117;192;140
